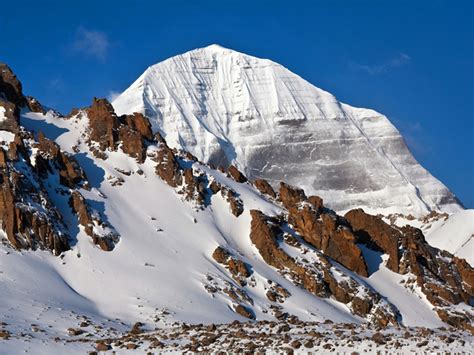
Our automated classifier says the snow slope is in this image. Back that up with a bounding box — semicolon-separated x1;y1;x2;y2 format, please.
113;44;462;216
426;209;474;265
0;110;449;335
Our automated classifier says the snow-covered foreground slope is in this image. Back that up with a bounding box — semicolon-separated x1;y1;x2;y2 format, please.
113;44;462;216
1;108;471;353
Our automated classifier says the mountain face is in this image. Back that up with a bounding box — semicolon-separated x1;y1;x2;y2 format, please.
113;44;462;216
0;63;473;352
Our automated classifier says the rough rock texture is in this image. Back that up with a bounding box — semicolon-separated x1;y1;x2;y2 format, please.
0;99;20;133
0;169;69;255
85;99;154;163
289;205;368;277
182;168;207;205
36;131;87;188
25;96;47;114
249;210;398;326
228;165;247;183
0;63;26;107
118;125;147;163
69;191;117;251
153;135;182;187
253;178;276;198
121;112;153;141
343;208;474;331
212;246;251;285
345;209;400;272
86;98;120;151
221;187;244;217
279;182;307;210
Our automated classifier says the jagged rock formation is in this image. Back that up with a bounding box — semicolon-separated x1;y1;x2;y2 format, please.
69;191;118;251
0;62;472;339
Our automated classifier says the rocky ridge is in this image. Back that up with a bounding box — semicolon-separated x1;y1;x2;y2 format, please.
0;63;472;348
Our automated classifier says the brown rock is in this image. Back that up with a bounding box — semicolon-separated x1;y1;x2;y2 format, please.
0;148;7;169
118;125;147;163
289;207;368;277
0;171;70;255
0;99;20;133
224;189;244;217
345;209;400;272
228;165;247;183
26;96;46;114
308;195;324;209
234;304;255;319
37;131;87;188
249;210;328;297
121;112;153;141
154;137;182;187
253;178;276;198
69;191;116;251
95;342;111;351
279;182;306;209
0;63;26;107
86;97;119;151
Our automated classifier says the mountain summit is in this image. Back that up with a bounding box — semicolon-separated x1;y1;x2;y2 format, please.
113;45;462;216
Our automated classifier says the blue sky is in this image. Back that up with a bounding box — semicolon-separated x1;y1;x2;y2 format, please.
2;0;473;207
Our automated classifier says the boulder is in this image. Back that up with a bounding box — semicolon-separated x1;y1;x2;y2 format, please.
345;209;400;273
228;165;247;183
253;178;276;198
278;182;306;209
86;98;119;151
0;63;26;107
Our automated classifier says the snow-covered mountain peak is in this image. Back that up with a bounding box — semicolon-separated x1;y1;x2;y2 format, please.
113;46;462;216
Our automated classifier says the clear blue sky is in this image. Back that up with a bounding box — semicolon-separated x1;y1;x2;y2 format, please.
2;0;473;207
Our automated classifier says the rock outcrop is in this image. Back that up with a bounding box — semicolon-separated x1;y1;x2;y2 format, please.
345;209;400;273
284;190;368;277
0;63;26;107
36;131;87;188
249;209;398;326
253;178;276;198
86;98;120;151
228;165;247;183
69;191;118;251
0;168;70;256
153;136;182;188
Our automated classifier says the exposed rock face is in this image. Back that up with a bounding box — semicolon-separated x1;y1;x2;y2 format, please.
249;209;398;326
221;187;244;217
121;112;153;141
153;135;182;187
86;98;154;163
289;205;368;277
118;125;147;163
253;178;276;198
228;165;247;183
183;168;207;205
0;63;26;107
86;98;120;151
399;225;472;306
212;246;251;285
343;208;474;330
279;182;306;210
69;191;117;251
345;209;400;273
0;169;69;256
25;96;46;114
234;304;255;319
36;131;87;188
0;99;20;133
